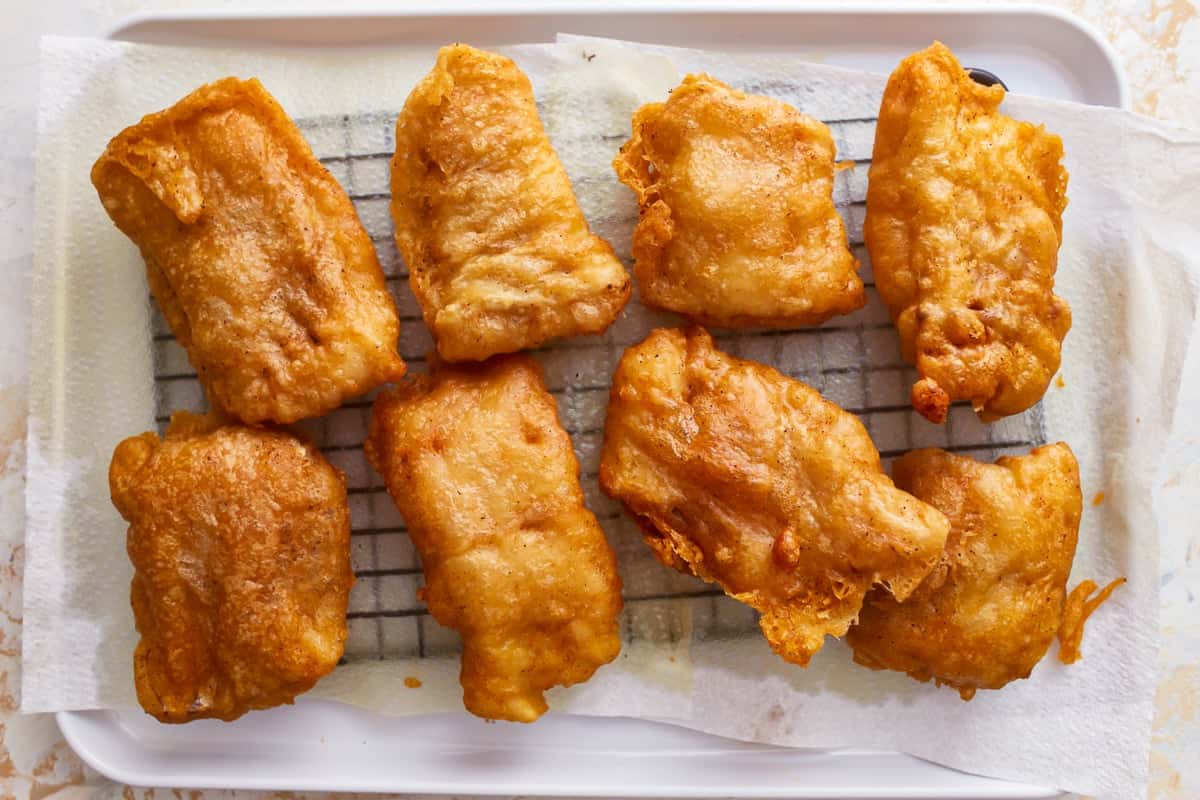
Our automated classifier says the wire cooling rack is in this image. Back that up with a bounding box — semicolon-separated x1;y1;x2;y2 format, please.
149;102;1047;662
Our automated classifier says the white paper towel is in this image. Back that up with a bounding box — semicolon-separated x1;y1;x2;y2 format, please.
23;33;1200;800
22;35;691;722
558;35;1200;800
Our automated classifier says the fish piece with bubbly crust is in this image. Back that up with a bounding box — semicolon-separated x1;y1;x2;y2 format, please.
109;412;353;723
613;74;864;327
364;355;623;722
599;327;950;666
864;42;1070;423
391;44;631;362
91;77;405;425
847;443;1122;699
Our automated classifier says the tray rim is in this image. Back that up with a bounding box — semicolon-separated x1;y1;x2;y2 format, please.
104;1;1131;110
52;2;1127;796
57;705;1061;799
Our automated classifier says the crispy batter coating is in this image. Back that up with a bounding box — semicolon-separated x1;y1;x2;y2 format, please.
1057;576;1126;665
92;78;405;425
599;327;949;666
864;43;1070;423
391;44;631;362
847;444;1119;699
364;356;623;721
109;412;353;723
613;74;864;327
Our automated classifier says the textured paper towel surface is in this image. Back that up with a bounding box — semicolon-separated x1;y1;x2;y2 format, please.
558;35;1199;800
24;33;1200;800
23;35;691;721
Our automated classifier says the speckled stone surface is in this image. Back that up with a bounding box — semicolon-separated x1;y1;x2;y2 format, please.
1;2;1196;798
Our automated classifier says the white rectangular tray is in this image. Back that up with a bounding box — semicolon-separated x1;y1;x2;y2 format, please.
58;3;1127;797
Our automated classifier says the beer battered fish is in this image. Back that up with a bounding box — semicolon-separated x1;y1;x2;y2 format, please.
92;78;405;425
865;42;1070;423
109;412;353;723
364;356;623;722
391;44;631;362
599;327;950;666
613;74;863;327
847;444;1123;699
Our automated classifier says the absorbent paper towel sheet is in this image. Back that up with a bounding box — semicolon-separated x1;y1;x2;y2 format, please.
25;34;1200;800
557;35;1198;800
23;34;691;724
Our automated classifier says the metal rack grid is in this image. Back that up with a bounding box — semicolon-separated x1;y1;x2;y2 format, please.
149;102;1047;662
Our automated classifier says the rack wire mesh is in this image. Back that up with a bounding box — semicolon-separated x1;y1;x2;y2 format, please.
149;101;1047;662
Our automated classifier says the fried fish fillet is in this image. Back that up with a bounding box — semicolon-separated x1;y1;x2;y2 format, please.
599;327;949;665
364;356;622;721
613;74;864;327
864;42;1070;423
847;444;1121;699
109;412;353;723
391;44;631;362
92;78;405;425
